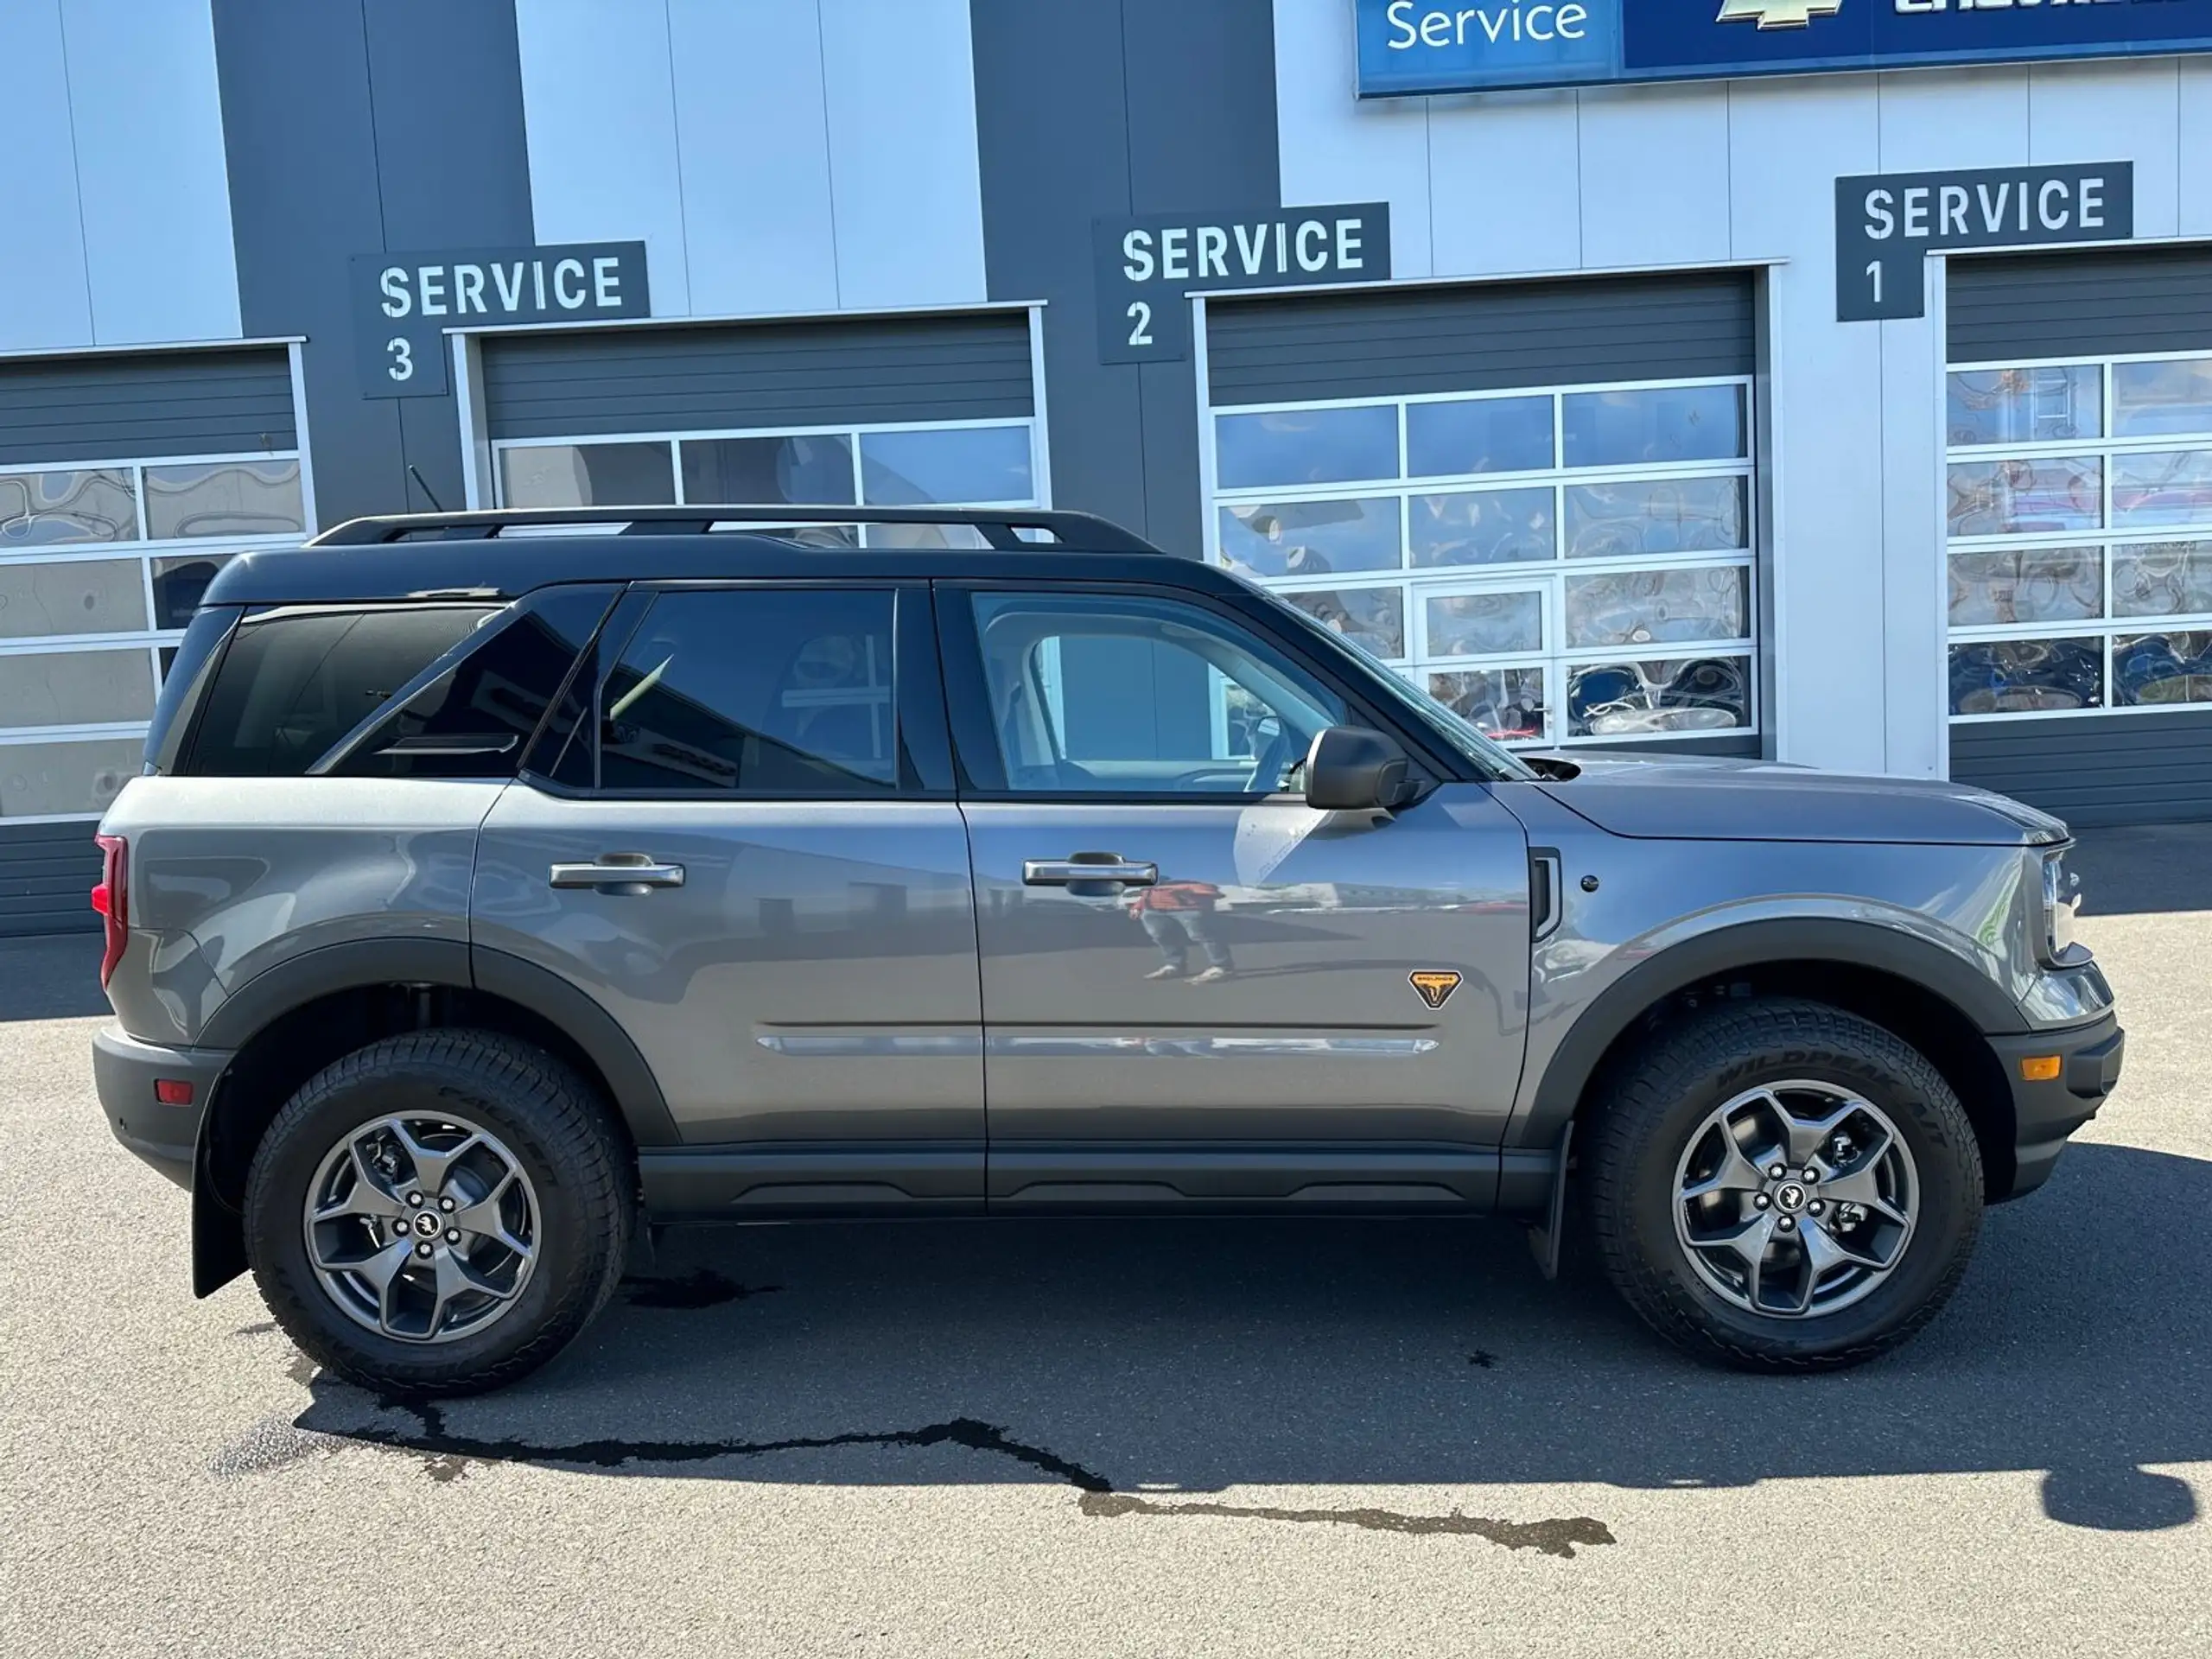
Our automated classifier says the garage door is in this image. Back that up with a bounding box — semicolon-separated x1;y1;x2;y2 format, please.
1947;245;2212;827
0;345;308;938
479;309;1048;540
1203;271;1762;754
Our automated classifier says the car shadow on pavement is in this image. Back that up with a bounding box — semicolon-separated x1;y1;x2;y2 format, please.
0;935;107;1022
283;1140;2209;1536
2069;823;2212;916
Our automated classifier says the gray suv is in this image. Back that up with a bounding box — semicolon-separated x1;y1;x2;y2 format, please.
91;506;2125;1394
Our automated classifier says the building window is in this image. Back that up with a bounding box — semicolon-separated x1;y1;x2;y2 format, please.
1207;378;1758;746
0;449;309;821
493;418;1045;546
1947;355;2212;719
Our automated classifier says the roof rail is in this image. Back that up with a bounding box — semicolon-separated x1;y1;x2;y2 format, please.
308;505;1165;553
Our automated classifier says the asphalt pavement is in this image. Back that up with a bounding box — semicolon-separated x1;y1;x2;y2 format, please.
3;828;2208;1657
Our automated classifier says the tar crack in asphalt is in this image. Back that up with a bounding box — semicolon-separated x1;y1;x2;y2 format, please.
302;1400;1617;1554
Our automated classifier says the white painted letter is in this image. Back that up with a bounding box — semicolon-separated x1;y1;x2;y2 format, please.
1122;229;1154;282
1161;226;1190;281
554;257;587;308
593;257;620;308
1197;226;1229;278
416;266;448;316
1557;3;1587;36
1864;189;1895;239
1904;186;1930;238
454;264;486;315
1234;223;1268;275
2039;178;2069;230
1336;218;1363;270
2079;175;2105;230
1387;0;1418;47
492;263;525;310
378;266;410;318
1296;220;1329;271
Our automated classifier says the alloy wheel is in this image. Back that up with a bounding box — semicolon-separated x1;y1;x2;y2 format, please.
1672;1080;1919;1319
302;1113;540;1344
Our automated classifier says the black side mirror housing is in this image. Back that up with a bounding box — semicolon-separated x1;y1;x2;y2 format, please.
1304;726;1416;811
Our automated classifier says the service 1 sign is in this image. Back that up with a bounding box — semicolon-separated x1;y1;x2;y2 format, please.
1093;203;1392;363
1835;162;2132;321
349;241;650;397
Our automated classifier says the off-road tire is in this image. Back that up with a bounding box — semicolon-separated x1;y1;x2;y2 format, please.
1583;998;1984;1372
244;1029;633;1396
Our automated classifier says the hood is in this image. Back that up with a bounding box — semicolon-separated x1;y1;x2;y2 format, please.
1533;753;2069;847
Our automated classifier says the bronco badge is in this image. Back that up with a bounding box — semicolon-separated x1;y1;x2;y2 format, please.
1408;970;1462;1010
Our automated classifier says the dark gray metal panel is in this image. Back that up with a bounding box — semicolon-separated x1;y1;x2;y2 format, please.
972;0;1281;558
213;0;534;524
1948;245;2212;363
1206;271;1759;405
0;350;295;467
480;313;1034;440
0;822;100;938
1950;711;2212;827
1583;734;1764;760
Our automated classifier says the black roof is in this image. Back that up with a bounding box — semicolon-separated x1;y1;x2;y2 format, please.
198;506;1245;607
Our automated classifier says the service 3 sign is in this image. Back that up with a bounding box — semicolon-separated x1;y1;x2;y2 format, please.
1835;162;2133;321
1357;0;2212;97
349;241;650;398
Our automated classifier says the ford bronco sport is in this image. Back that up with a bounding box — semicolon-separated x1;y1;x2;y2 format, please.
91;506;2124;1394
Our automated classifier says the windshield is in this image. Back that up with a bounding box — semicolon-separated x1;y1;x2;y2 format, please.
1259;584;1539;782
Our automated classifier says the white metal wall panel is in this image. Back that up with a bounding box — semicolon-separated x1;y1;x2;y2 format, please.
669;0;840;316
1576;83;1732;270
817;0;988;310
2181;61;2212;236
1728;75;1888;776
1271;0;1432;277
1427;92;1580;277
0;1;92;352
60;0;240;345
2029;60;2179;240
515;0;692;315
1875;67;2030;170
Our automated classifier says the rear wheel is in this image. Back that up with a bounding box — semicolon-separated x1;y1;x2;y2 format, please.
1584;999;1984;1371
244;1029;632;1396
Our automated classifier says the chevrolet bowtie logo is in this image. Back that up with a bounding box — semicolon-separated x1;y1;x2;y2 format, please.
1716;0;1843;27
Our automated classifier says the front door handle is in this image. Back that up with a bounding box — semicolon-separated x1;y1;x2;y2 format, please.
1023;855;1159;888
549;854;687;893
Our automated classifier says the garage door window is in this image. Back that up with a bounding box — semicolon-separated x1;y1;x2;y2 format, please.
0;449;310;822
1208;379;1757;746
1948;353;2212;717
495;419;1043;547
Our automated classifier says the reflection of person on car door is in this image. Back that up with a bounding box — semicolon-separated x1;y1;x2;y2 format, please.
1130;879;1234;982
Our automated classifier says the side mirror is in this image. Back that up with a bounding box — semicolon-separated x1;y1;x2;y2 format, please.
1303;726;1414;811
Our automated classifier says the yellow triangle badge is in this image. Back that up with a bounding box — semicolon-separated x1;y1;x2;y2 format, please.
1408;970;1462;1011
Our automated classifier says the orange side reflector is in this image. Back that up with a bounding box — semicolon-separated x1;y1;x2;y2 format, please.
2019;1055;2063;1083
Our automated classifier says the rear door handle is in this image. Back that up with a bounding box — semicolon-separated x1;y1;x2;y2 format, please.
549;854;687;893
1022;856;1159;888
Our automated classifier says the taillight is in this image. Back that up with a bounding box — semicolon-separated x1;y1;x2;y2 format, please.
92;833;127;988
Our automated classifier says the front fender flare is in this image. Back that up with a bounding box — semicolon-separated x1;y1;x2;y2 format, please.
1512;916;2026;1154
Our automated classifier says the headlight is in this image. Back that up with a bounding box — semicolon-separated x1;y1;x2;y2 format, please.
2041;849;2082;963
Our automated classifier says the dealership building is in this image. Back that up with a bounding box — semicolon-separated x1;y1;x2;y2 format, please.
6;0;2212;935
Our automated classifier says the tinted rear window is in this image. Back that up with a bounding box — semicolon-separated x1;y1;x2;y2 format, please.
182;605;498;777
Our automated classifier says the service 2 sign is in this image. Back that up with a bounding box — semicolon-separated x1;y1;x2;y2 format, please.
1093;204;1392;363
349;241;650;398
1357;0;2212;97
1836;162;2132;321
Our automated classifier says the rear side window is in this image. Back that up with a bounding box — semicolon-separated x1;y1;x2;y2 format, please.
182;605;497;777
329;587;616;779
145;603;242;774
595;588;899;794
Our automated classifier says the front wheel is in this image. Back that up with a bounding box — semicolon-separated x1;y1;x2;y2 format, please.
244;1029;633;1396
1584;1000;1985;1372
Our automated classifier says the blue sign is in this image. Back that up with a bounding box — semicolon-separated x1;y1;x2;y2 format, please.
1356;0;2212;98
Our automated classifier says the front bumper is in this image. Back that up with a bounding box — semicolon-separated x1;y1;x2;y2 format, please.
1987;1009;2125;1200
92;1025;229;1189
